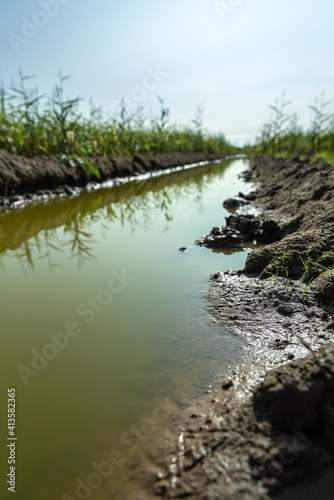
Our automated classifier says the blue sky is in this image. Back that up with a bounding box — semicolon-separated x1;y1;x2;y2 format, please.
1;0;333;145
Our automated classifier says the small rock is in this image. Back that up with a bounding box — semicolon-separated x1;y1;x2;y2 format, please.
9;194;22;202
276;304;293;315
273;338;290;349
222;378;234;390
238;170;252;182
228;314;238;320
64;185;80;195
211;273;219;280
154;479;169;496
223;196;250;209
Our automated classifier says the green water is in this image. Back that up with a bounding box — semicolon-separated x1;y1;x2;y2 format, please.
0;159;253;499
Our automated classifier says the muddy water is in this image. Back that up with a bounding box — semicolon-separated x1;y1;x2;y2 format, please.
0;159;253;499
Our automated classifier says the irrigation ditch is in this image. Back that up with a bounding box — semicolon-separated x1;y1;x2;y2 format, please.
1;151;334;498
131;155;334;500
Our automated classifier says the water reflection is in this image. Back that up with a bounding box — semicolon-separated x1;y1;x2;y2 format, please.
0;158;251;500
0;159;235;270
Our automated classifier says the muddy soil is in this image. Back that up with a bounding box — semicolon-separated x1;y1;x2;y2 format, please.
141;155;334;499
149;343;334;500
198;155;334;288
0;150;224;210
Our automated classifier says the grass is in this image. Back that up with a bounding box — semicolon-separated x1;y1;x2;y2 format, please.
246;91;334;164
0;70;237;160
265;244;334;296
266;247;289;280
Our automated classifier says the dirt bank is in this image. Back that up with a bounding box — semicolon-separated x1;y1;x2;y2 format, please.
144;155;334;499
198;155;334;287
0;150;224;210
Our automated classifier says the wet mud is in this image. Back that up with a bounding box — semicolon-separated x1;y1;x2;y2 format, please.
142;155;334;499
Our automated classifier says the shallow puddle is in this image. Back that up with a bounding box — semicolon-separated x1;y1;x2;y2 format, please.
0;158;254;499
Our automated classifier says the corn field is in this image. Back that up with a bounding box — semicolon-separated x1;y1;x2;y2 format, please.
252;92;334;164
0;70;236;159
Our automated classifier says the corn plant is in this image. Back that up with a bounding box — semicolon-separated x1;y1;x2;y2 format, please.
308;92;332;152
255;91;334;163
0;70;238;162
259;92;293;154
8;68;45;156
